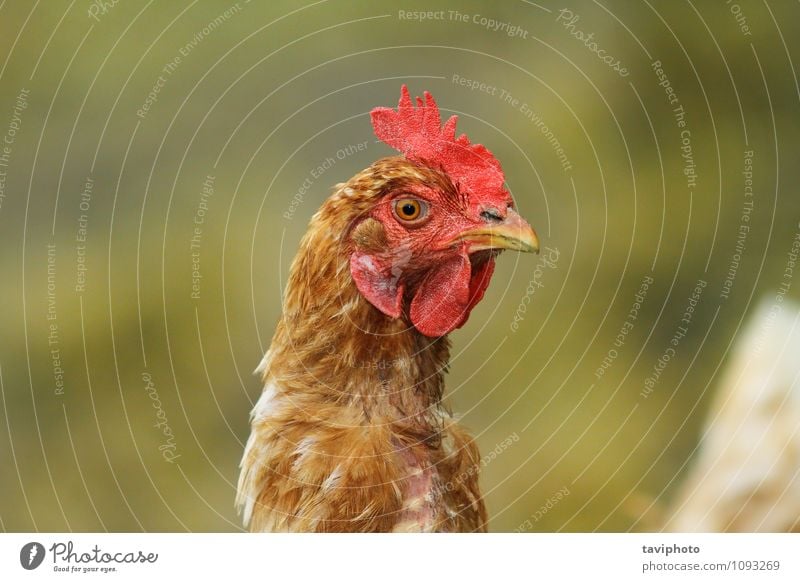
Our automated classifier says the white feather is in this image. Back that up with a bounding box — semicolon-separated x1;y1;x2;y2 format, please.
254;349;271;377
236;368;281;527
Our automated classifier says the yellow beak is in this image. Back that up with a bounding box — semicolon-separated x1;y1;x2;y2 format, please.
454;209;540;254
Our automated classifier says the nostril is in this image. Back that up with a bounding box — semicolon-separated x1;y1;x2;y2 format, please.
480;208;504;223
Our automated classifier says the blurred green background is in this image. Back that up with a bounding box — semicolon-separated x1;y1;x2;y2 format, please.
0;0;798;532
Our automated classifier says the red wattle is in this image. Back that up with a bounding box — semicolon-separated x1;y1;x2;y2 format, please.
466;257;495;315
409;253;472;337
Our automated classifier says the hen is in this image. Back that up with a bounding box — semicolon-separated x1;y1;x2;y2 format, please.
237;86;538;532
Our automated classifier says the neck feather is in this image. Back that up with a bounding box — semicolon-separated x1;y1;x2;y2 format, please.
264;185;451;431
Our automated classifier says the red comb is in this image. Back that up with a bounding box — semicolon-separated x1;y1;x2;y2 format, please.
370;85;509;204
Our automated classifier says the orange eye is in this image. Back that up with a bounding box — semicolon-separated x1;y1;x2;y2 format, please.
394;198;427;223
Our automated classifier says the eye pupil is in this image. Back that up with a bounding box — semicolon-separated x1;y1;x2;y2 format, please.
402;204;416;216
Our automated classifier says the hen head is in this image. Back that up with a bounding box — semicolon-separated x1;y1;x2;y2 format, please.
345;85;539;338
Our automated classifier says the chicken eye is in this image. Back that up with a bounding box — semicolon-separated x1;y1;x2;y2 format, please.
393;198;427;223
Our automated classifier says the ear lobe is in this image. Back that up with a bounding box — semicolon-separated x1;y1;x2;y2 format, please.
350;251;404;319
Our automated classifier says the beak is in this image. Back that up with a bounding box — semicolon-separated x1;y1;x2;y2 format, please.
453;209;540;254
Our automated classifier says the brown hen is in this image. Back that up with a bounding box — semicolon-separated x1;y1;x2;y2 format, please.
237;86;538;532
